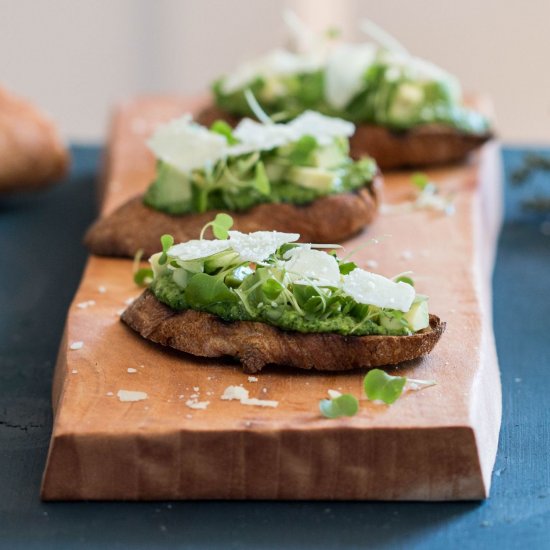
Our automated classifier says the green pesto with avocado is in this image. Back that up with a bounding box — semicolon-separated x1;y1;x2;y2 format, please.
144;126;377;216
146;228;429;338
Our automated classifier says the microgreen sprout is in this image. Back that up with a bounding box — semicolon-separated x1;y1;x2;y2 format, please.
244;88;273;125
394;275;415;287
363;369;407;404
199;213;234;240
210;120;238;144
363;369;436;405
132;248;154;287
254;162;270;195
319;392;359;418
411;172;430;191
158;234;174;266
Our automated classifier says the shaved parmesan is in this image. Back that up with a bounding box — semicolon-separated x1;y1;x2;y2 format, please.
148;110;354;173
284;246;341;286
325;43;377;109
231;110;354;155
221;49;322;95
342;269;415;312
228;230;299;263
168;239;231;261
148;115;227;173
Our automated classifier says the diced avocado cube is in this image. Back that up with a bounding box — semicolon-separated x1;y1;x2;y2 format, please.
288;167;335;192
380;313;404;332
403;299;429;332
312;141;348;169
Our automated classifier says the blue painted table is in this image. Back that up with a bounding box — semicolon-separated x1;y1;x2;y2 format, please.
0;147;548;549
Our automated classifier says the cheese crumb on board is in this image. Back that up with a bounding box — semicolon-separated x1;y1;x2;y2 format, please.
327;389;342;399
98;286;107;294
221;385;278;408
247;376;258;383
185;399;209;410
127;368;137;373
71;369;78;374
76;300;96;309
69;341;84;350
117;389;148;402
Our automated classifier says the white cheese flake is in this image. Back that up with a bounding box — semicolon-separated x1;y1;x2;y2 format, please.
148;115;227;173
221;48;322;94
98;286;107;294
342;269;415;312
228;230;299;263
168;239;231;262
71;369;78;374
221;385;250;401
106;392;114;397
117;390;148;402
148;110;354;174
221;385;278;408
76;300;96;309
248;376;258;383
69;341;83;351
325;43;377;109
185;399;210;410
127;368;137;374
284;246;341;286
327;389;342;399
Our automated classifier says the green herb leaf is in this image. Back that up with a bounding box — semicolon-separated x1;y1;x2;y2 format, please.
134;268;154;286
212;213;234;239
185;273;237;307
319;394;359;418
363;369;407;405
411;172;430;191
395;275;415;287
287;135;318;165
159;234;174;265
200;213;234;240
261;278;283;300
210;120;238;144
253;161;270;195
339;261;357;275
325;26;341;39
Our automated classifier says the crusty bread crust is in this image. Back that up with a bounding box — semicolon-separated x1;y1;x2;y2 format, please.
121;289;445;373
85;181;379;258
0;86;69;192
196;104;491;170
349;123;491;169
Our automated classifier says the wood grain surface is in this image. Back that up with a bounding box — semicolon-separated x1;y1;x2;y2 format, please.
41;96;502;500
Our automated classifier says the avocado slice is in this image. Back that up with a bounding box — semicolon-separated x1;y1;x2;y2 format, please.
287;166;335;192
403;299;430;331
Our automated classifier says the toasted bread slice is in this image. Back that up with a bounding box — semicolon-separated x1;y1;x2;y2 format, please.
349;123;491;169
85;181;379;258
0;86;69;193
196;104;491;170
121;289;445;373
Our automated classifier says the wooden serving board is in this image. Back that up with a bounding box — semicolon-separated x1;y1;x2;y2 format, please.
41;96;502;500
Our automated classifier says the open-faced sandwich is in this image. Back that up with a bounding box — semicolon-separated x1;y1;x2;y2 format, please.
197;14;492;169
122;217;445;373
0;86;68;193
85;110;380;258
